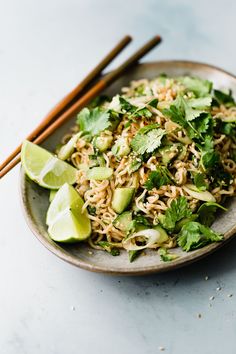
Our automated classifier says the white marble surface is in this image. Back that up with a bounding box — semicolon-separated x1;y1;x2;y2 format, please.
1;0;236;353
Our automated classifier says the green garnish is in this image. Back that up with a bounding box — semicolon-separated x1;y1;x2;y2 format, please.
178;76;212;97
144;166;173;190
194;173;208;191
197;202;227;227
177;221;223;251
160;197;192;231
131;125;165;154
158;248;179;262
129;250;142;262
98;241;120;256
163;95;212;140
213;89;236;107
77;107;111;136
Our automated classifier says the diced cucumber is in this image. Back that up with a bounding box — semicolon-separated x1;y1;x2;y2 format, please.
112;137;130;157
153;225;169;243
159;145;179;165
58;133;81;161
113;211;133;231
95;136;113;152
86;167;113;180
112;187;135;214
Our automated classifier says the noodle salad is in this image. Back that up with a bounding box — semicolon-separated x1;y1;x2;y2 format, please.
52;75;236;262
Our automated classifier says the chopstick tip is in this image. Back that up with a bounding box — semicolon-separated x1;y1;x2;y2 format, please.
155;35;162;43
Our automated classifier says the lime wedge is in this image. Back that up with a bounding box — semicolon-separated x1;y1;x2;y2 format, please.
21;141;77;189
47;183;91;242
49;190;57;202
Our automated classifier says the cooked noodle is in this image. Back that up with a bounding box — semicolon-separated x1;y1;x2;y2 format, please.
58;76;236;255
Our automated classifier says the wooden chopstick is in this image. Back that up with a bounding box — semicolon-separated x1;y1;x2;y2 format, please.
0;35;132;172
0;35;162;179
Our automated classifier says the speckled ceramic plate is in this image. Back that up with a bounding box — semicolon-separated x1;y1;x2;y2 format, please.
20;61;236;275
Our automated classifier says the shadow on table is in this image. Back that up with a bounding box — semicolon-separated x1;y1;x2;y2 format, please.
94;234;236;296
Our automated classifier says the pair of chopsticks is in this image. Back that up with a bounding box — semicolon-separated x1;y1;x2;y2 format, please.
0;35;162;178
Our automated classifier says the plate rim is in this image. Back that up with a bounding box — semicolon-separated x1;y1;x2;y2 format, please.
20;59;236;275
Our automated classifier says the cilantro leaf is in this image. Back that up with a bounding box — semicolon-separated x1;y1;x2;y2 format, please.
161;196;192;231
144;166;173;190
119;97;152;118
129;159;142;173
199;136;220;170
133;215;152;227
129;250;142;262
197;202;227;227
163;104;187;128
119;96;136;113
98;241;120;256
194;173;208;191
178;76;213;97
77;107;111;136
193;113;213;136
158;248;179;262
216;121;236;136
177;221;223;251
213;89;235;108
131;126;165;154
148;98;158;108
163;95;212;140
184;96;212;122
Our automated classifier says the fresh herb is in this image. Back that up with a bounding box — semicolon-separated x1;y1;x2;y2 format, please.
129;250;142;262
194;173;208;191
119;96;136;113
77;107;111;136
98;241;120;256
133;215;151;227
87;205;96;216
144;166;173;190
198;136;232;186
131;125;165;154
184;96;212;121
178;76;212;97
213;89;235;108
163;95;212;140
89;95;110;108
199;136;220;170
193;113;213;137
119;97;152;118
216;121;236;136
177;221;223;251
197;202;227;226
129;159;142;173
160;197;192;231
158;248;179;262
148;98;158;108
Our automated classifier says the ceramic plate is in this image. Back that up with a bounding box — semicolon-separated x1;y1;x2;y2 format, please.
20;61;236;275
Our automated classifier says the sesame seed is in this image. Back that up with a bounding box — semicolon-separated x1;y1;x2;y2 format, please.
209;296;215;301
228;294;233;298
159;346;165;351
198;313;202;318
216;287;221;291
205;276;209;281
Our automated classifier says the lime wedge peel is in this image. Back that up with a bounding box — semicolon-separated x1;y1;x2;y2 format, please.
21;140;78;189
46;183;91;242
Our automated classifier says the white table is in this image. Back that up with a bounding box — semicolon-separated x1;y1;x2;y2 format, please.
1;0;236;353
